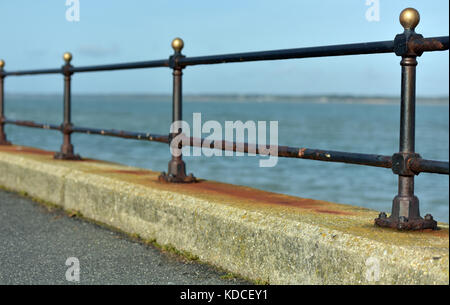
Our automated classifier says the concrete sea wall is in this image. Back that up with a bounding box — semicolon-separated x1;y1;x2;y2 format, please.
0;145;448;284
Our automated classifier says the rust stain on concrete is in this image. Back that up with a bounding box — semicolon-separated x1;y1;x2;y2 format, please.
159;179;355;216
85;164;355;216
104;169;149;175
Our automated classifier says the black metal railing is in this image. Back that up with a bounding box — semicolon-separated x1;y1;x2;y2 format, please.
0;8;448;230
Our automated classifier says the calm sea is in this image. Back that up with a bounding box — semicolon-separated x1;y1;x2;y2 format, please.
4;95;449;222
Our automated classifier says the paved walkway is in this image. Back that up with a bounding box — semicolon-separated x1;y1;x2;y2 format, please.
0;190;248;285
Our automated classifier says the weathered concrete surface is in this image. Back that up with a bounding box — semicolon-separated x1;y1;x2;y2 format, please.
0;145;448;284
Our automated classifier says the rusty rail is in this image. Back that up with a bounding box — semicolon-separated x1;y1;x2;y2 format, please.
0;8;448;230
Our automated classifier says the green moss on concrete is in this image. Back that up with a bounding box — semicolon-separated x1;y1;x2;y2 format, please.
1;183;64;213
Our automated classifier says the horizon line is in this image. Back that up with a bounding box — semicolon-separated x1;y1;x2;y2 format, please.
4;92;449;100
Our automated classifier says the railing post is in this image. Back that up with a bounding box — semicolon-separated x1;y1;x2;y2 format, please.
0;59;11;145
159;38;196;183
375;8;437;230
54;52;80;160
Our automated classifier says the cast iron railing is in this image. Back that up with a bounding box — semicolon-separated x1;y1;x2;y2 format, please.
0;8;448;230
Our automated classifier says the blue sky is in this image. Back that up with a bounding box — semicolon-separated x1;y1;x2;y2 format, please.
0;0;448;96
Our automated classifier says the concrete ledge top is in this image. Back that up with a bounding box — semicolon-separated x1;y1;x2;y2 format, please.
0;145;448;284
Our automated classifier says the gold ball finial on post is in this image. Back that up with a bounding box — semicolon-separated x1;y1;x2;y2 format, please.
63;52;73;64
171;38;184;53
399;8;420;31
0;59;5;69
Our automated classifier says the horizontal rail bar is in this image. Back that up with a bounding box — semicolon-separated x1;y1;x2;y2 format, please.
3;68;63;77
70;59;169;73
4;119;61;130
410;158;449;175
178;40;396;66
187;136;449;174
3;119;169;143
71;126;169;143
410;36;449;53
179;36;448;67
289;147;393;168
185;136;394;169
3;60;170;76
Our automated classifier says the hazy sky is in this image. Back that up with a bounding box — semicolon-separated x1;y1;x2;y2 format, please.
0;0;448;96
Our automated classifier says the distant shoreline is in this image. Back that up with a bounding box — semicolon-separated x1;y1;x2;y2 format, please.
5;93;449;105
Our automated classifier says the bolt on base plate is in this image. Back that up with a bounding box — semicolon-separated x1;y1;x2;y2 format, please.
53;152;82;160
375;213;437;230
158;172;197;183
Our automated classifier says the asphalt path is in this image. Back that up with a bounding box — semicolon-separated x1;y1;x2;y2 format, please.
0;189;249;285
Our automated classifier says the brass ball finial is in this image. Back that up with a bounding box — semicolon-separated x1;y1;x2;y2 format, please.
0;59;4;68
400;8;420;31
63;52;73;63
171;38;184;53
